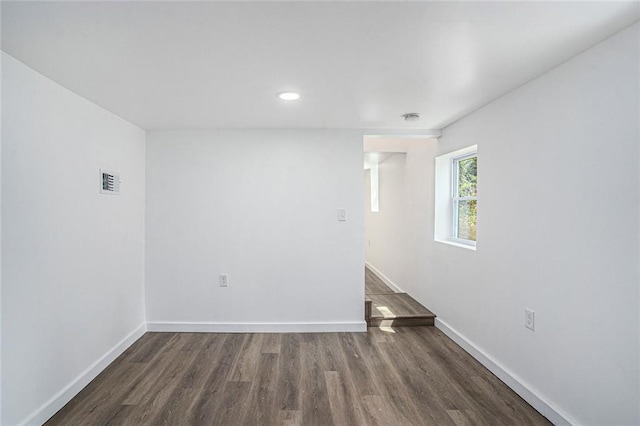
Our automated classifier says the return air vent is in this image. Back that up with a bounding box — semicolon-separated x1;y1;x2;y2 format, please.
100;169;120;195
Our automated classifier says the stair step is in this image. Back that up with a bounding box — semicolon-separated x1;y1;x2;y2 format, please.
369;316;434;327
365;293;435;327
365;296;372;325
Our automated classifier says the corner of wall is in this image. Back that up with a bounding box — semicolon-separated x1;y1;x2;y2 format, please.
18;324;146;426
141;129;148;327
2;53;149;425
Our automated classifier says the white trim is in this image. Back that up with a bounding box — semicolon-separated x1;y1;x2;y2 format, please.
362;129;442;139
436;239;477;251
370;163;379;212
19;323;147;426
451;152;477;244
434;145;478;246
146;321;367;333
364;262;404;293
434;318;576;426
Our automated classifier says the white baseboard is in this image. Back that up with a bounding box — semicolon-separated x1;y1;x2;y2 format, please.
14;318;574;425
364;261;404;293
147;321;367;333
20;323;147;426
434;318;575;426
14;319;364;425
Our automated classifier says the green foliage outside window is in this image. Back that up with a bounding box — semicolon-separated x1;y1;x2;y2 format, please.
456;156;477;241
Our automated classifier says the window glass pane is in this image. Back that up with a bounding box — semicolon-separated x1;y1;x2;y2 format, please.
457;156;477;197
457;199;477;241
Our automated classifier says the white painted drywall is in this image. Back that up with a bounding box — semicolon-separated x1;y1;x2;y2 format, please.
0;27;3;425
3;2;638;130
364;153;407;291
364;139;438;295
369;24;639;425
1;53;146;426
145;129;364;330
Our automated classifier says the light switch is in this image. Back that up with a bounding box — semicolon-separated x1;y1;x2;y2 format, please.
337;208;347;222
525;308;535;331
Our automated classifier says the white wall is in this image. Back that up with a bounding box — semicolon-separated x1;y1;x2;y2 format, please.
370;24;639;425
0;23;4;424
145;129;364;332
364;140;439;294
1;53;146;426
364;152;409;291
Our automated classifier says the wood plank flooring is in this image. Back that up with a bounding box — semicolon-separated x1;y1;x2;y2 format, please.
365;267;395;295
46;328;550;425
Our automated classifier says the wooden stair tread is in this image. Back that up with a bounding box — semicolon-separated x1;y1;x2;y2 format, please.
369;317;434;327
364;266;436;327
368;293;436;320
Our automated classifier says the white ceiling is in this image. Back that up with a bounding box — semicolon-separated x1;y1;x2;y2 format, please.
2;1;638;131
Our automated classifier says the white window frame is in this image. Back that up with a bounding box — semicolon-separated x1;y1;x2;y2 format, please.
434;145;477;251
370;163;379;212
451;153;477;246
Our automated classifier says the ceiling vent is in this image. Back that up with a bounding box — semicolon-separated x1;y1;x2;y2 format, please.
402;113;420;122
100;169;120;195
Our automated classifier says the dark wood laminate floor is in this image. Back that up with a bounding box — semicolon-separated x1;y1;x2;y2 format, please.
365;267;395;295
46;328;550;426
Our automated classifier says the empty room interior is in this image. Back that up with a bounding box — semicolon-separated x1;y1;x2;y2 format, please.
1;1;639;425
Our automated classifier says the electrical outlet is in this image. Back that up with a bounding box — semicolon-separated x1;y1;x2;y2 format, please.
219;274;228;287
525;308;535;331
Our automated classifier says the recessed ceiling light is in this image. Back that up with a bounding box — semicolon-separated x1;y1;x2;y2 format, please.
277;91;300;101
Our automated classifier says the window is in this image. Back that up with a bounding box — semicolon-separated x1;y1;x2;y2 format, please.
370;163;379;212
434;145;477;250
451;154;477;244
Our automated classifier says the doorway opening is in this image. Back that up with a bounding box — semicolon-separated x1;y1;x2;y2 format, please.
362;136;437;330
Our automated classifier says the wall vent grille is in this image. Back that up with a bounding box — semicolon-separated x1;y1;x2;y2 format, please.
100;169;120;195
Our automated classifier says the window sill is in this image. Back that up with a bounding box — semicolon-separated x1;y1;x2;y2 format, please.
435;239;477;251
